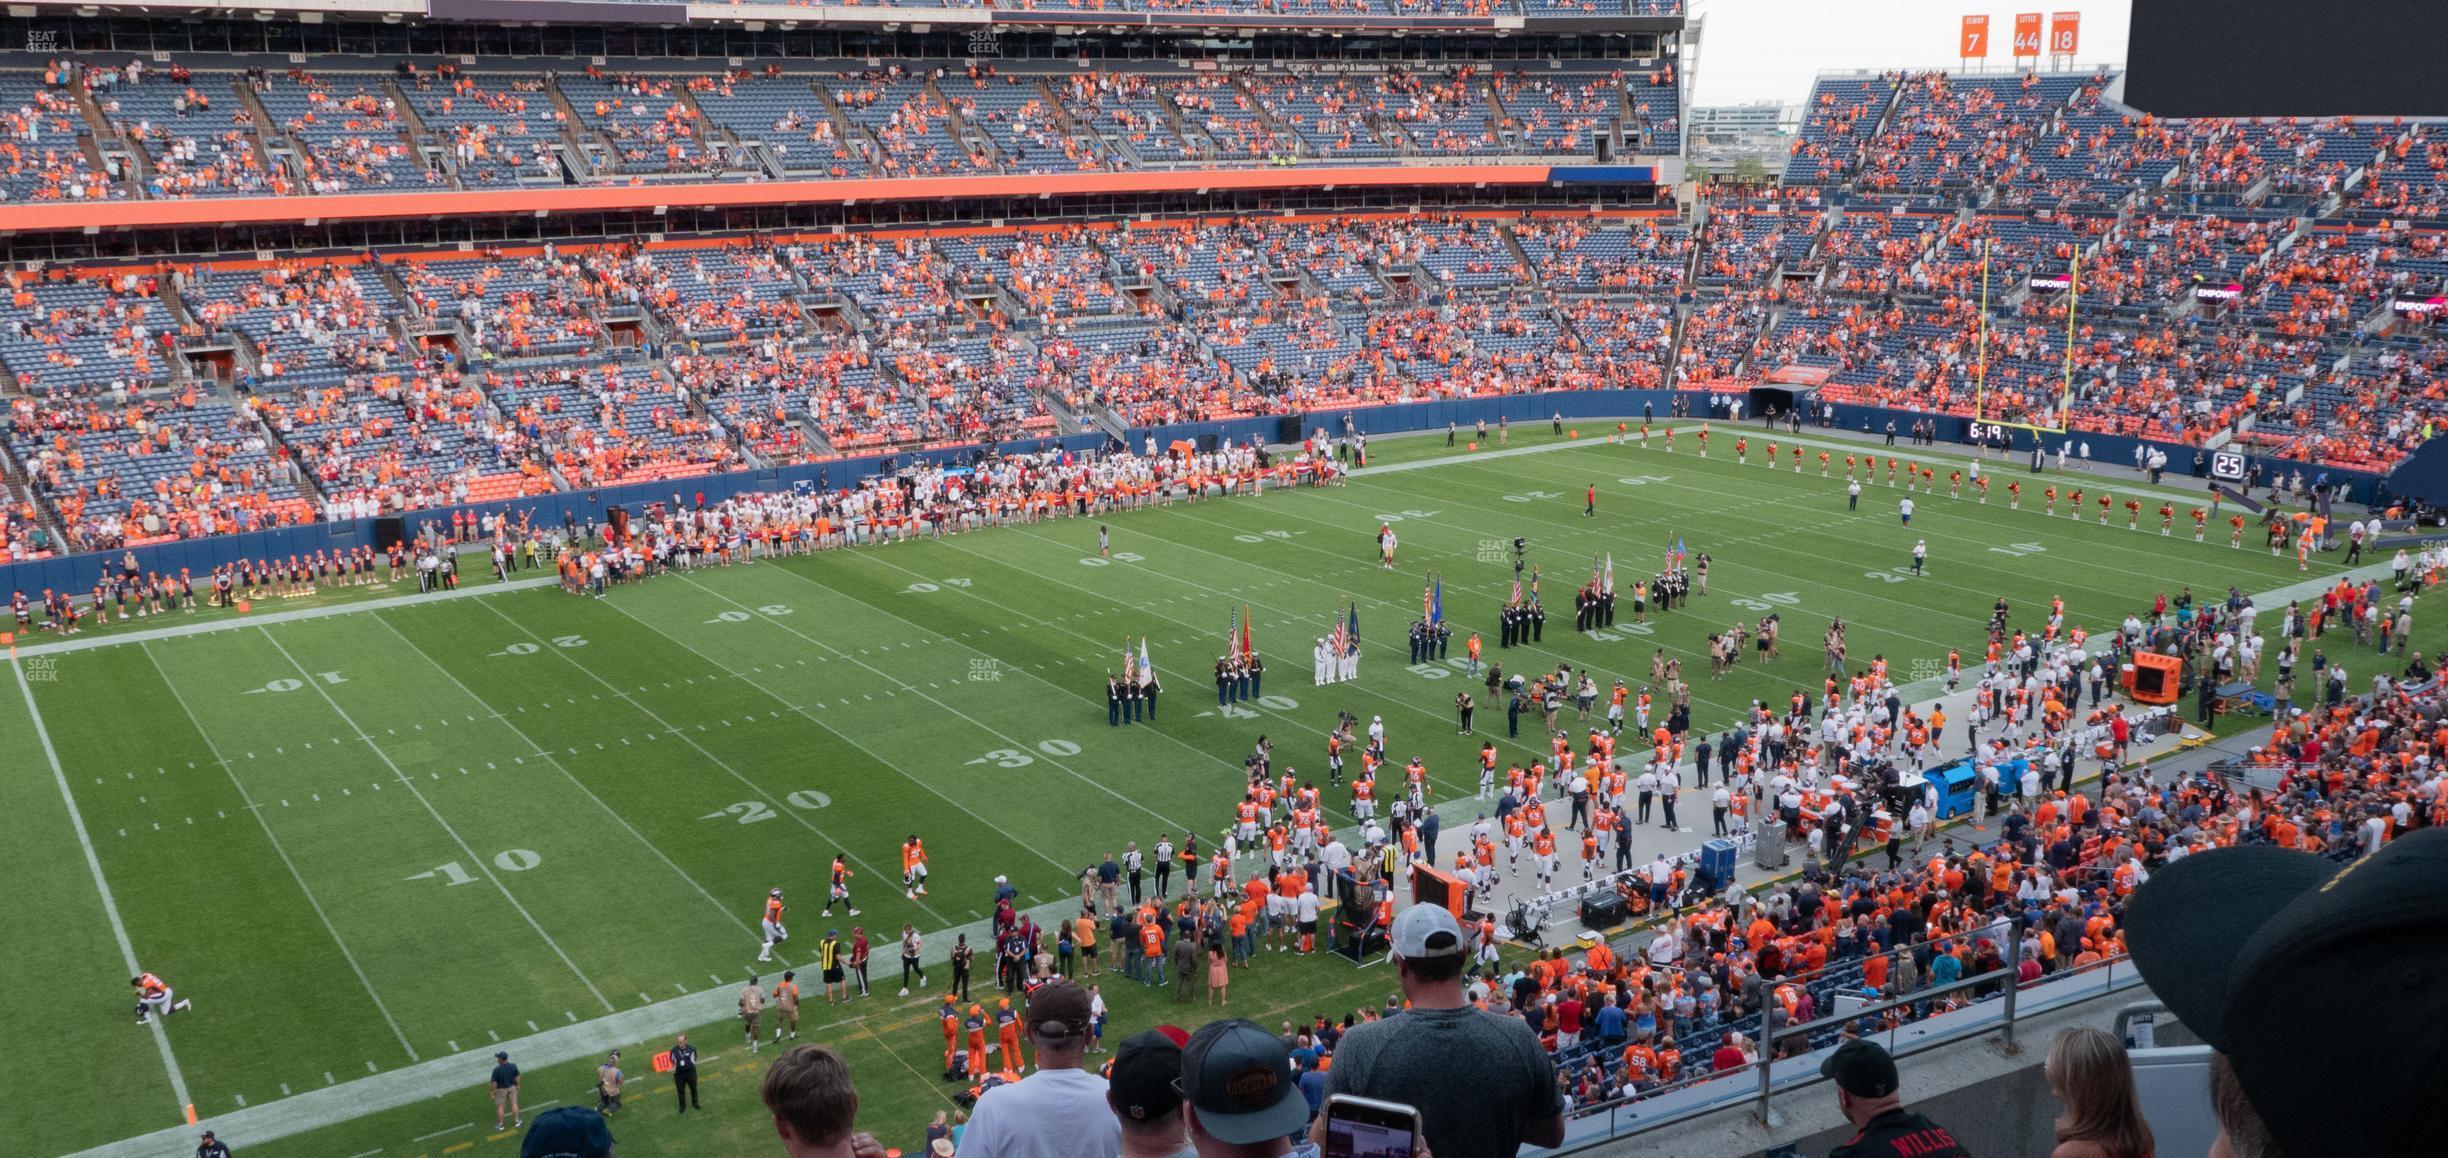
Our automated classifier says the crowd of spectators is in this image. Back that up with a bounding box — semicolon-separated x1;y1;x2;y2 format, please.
0;55;1664;202
12;44;2448;557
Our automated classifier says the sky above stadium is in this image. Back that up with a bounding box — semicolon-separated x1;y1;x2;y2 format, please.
1688;0;2134;108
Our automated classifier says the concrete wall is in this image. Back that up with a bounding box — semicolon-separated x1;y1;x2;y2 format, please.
1557;980;2171;1158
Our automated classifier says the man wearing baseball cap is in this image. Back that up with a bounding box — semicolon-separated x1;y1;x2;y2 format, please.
489;1050;522;1132
1315;904;1561;1157
1181;1019;1317;1158
1105;1029;1193;1158
1817;1040;1968;1158
959;980;1122;1158
520;1106;615;1158
2125;827;2448;1158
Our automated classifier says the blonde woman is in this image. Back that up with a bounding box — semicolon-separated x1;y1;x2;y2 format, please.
2047;1027;2154;1158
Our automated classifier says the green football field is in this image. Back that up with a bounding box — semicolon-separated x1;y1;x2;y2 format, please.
1;425;2401;1158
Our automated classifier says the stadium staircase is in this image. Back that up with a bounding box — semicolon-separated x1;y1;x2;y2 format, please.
926;75;998;168
384;75;447;187
536;75;602;183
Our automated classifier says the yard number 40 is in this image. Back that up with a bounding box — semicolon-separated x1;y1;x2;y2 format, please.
245;671;346;695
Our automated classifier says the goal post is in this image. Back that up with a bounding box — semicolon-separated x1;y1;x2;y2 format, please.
1970;247;2080;436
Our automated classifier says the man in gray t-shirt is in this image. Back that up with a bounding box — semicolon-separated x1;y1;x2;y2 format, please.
1316;906;1563;1157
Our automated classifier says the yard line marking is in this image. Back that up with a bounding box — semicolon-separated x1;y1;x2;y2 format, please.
344;1150;382;1158
233;1095;245;1108
487;1030;499;1042
447;1041;459;1053
252;628;614;1015
18;658;191;1120
605;585;1096;883
527;1020;541;1032
481;596;958;924
411;1123;473;1143
828;547;1341;795
686;571;1196;836
325;1073;335;1085
638;991;652;1003
366;1061;378;1073
86;889;1097;1157
279;1084;290;1096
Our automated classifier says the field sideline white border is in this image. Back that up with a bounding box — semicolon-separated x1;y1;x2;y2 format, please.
55;423;2376;1156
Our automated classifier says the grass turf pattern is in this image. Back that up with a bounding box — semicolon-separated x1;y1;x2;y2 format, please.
0;427;2395;1158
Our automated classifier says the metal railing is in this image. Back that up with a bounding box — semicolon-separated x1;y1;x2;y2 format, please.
1535;945;2146;1153
1533;914;2039;1074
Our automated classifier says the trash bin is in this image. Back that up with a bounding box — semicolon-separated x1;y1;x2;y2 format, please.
1755;820;1788;870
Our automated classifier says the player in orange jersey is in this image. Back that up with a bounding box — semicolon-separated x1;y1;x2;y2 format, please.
759;888;790;962
824;853;858;918
902;834;930;899
132;971;190;1024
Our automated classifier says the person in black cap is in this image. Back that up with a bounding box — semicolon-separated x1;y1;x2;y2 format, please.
1181;1019;1317;1157
520;1106;615;1158
1105;1028;1193;1158
1819;1039;1969;1158
195;1131;231;1158
2124;827;2448;1158
490;1050;522;1132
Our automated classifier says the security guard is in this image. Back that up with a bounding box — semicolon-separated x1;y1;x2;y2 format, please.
670;1032;701;1112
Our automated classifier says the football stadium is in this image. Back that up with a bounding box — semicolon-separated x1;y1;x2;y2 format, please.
1;1;2440;1156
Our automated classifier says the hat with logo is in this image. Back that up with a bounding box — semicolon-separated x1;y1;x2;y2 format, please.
1389;902;1466;959
1107;1030;1185;1123
520;1107;616;1158
1179;1018;1311;1145
1025;979;1093;1040
2124;828;2448;1158
1817;1039;1898;1099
